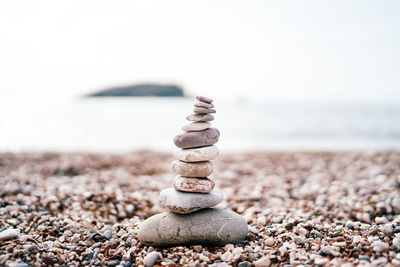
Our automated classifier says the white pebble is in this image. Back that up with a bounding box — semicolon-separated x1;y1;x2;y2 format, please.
372;241;389;252
70;233;80;243
125;204;135;213
223;244;234;252
393;237;400;250
379;223;393;235
143;251;161;267
279;246;287;255
375;216;389;224
314;257;328;265
332;242;346;247
264;237;274;246
352;236;363;244
257;216;267;226
7;262;29;267
220;251;233;262
0;229;20;241
254;256;271;267
198;254;210;262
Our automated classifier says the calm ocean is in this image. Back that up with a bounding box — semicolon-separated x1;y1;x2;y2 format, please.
0;97;399;152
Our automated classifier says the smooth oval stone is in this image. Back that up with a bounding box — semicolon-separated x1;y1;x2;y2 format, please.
182;122;211;132
139;208;248;246
173;176;215;193
196;96;214;103
174;128;220;149
172;160;213;177
186;114;214;122
159;188;223;214
194;101;214;109
173;145;219;162
194;107;216;114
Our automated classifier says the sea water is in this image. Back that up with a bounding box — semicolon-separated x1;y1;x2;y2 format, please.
0;97;399;152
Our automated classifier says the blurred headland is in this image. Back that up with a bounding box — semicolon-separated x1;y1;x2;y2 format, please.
86;83;185;97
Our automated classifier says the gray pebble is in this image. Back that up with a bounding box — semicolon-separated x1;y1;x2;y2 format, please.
159;188;223;214
346;222;354;230
104;230;113;240
194;107;216;114
186;114;214;122
359;255;370;261
139;208;247;246
173;128;220;149
107;260;120;267
313;230;324;238
294;236;309;245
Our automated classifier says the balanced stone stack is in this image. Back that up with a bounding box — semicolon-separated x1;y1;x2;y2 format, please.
139;96;247;246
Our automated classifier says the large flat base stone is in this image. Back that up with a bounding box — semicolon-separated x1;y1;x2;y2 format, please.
138;208;248;246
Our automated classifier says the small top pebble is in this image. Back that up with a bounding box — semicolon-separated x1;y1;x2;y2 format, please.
196;96;213;103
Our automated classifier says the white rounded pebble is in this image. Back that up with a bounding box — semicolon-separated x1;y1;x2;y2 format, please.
221;251;233;262
393;237;400;250
143;251;161;267
264;237;274;246
182;122;211;132
379;223;393;234
372;240;389;252
7;263;29;267
279;246;287;255
125;204;135;213
173;145;219;162
224;244;234;251
352;235;363;244
314;257;328;265
375;216;388;224
198;254;210;262
254;257;271;267
0;228;20;241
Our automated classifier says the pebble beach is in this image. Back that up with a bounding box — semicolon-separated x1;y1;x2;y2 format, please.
1;151;400;266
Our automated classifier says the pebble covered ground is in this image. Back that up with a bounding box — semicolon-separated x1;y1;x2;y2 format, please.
1;151;400;266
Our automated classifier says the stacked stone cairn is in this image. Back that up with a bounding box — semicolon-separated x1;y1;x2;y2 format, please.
139;96;247;247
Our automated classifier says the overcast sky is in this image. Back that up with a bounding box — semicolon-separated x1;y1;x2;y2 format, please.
0;0;399;102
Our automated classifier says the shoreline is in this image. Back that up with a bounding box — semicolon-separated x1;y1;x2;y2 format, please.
1;151;400;266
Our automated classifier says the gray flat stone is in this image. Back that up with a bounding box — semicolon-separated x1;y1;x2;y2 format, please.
194;107;216;114
194;101;214;109
186;114;214;122
174;128;220;149
139;208;248;246
159;188;223;214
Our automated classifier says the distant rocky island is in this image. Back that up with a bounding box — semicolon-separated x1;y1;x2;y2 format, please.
87;84;184;97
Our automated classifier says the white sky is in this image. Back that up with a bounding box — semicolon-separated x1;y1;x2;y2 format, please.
0;0;399;102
